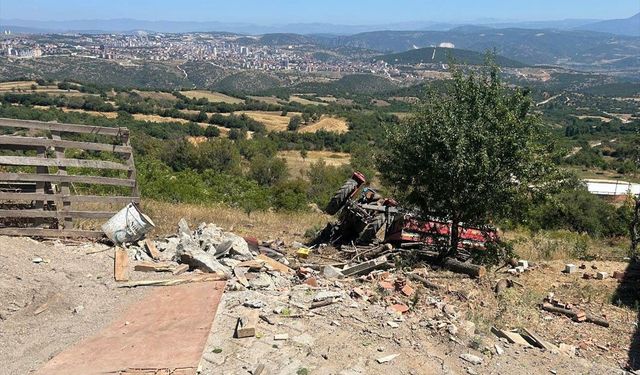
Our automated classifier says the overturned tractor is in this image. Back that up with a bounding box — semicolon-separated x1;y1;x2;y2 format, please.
316;172;498;262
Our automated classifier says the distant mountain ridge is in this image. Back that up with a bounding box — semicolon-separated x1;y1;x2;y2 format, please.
576;12;640;36
377;47;527;68
1;14;639;36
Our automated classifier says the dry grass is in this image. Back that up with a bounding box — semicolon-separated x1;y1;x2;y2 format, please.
236;111;302;132
180;90;244;104
0;81;37;90
278;150;351;178
133;90;178;102
132;114;190;124
247;96;284;105
299;116;349;134
32;106;119;118
289;96;327;106
140;200;328;243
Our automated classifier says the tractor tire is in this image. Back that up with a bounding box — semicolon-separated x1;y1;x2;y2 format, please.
356;214;387;245
325;178;358;215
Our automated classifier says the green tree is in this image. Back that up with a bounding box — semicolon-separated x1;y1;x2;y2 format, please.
288;115;302;131
272;179;310;211
380;59;556;257
248;154;288;187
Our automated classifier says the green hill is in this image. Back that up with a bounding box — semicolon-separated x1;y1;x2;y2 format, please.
377;47;527;68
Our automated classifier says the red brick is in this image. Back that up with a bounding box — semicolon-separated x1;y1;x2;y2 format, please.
390;303;409;314
401;285;415;297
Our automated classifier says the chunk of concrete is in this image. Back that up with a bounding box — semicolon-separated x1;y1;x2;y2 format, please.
341;255;388;277
223;233;253;261
596;271;608;280
177;218;191;237
564;264;576;274
459;353;483;365
517;260;529;269
323;265;344;279
176;236;231;277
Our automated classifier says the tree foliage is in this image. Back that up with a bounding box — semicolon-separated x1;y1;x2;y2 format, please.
380;59;558;253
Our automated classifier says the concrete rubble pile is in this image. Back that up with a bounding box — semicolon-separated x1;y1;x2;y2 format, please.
125;218;292;290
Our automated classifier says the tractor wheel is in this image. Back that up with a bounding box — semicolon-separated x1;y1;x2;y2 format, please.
356;214;387;245
325;178;358;215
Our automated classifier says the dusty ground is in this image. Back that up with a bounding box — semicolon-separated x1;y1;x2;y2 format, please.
1;226;637;375
0;236;149;375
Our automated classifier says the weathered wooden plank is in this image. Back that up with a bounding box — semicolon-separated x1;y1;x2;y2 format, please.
0;155;130;171
0;173;136;187
0;136;131;154
0;209;116;219
0;118;128;136
0;228;104;238
0;192;139;204
51;131;72;228
114;247;129;282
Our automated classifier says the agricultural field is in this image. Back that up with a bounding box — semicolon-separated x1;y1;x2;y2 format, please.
289;95;328;106
298;116;349;134
278;150;351;177
133;90;178;102
236;110;302;132
180;90;244;104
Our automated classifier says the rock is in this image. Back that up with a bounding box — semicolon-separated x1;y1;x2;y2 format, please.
291;241;304;249
176;236;231;276
274;333;289;340
387;321;400;328
214;240;233;258
223;233;253;261
177;218;191;237
596;272;608;280
494;344;504;355
447;324;458;335
460;320;476;338
459;353;483;365
72;305;84;314
32;257;44;264
376;354;399;364
249;273;273;289
564;264;576;274
243;299;266;309
467;368;478;375
323;265;344;279
313;291;342;302
443;304;458;319
220;258;241;268
559;343;576;357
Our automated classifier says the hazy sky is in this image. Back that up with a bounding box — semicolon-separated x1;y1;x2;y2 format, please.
1;0;639;24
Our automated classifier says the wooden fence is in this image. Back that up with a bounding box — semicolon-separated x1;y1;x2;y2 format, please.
0;118;139;238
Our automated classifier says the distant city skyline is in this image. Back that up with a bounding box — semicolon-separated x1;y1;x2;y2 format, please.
1;0;639;24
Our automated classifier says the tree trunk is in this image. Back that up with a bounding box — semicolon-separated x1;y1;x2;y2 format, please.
446;218;460;259
442;258;486;278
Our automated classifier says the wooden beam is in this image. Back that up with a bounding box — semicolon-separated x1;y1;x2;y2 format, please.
0;118;128;136
0;228;104;238
114;247;129;282
116;274;227;288
0;192;139;204
0;173;136;187
0;135;132;154
0;155;130;171
0;209;117;219
145;239;160;260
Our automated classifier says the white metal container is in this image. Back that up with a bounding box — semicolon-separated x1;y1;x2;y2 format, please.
101;202;155;245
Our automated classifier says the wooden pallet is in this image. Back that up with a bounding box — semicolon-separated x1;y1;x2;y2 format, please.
0;118;139;238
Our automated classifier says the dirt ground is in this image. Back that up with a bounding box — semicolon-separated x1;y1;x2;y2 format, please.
0;234;637;375
0;236;148;375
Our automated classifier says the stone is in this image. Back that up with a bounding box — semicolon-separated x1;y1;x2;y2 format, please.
32;257;44;263
313;291;342;302
564;264;576;274
494;344;504;355
323;265;344;279
447;324;458;335
72;305;84;314
249;273;273;289
274;333;289;340
596;272;608;280
291;241;304;249
177;218;191;237
224;233;253;261
459;353;483;365
558;343;576;357
376;354;399;364
460;320;476;338
341;255;388;277
243;299;266;309
220;258;241;268
176;236;231;277
387;321;400;328
213;240;233;258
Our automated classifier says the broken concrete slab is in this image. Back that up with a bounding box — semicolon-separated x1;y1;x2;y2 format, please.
176;238;231;277
322;265;344;279
341;255;388;277
459;353;483;365
376;354;399;364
